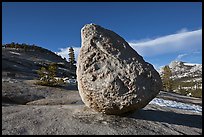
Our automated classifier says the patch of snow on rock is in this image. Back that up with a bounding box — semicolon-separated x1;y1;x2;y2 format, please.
149;98;202;113
9;51;21;55
183;62;200;66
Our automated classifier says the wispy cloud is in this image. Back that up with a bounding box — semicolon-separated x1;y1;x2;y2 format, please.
56;28;202;63
175;53;188;60
173;51;202;63
129;28;202;57
176;28;188;33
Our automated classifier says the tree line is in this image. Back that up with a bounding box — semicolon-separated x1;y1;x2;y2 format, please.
2;42;54;53
2;42;76;65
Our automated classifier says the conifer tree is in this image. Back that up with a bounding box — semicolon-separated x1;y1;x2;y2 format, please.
68;47;76;65
161;65;173;91
36;63;63;86
10;42;15;48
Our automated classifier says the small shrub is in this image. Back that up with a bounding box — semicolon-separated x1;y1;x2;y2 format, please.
190;89;202;98
35;63;65;87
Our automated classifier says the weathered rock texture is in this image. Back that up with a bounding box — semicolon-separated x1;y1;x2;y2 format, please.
77;23;162;115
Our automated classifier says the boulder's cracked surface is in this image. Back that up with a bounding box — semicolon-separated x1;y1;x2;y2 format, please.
77;24;162;114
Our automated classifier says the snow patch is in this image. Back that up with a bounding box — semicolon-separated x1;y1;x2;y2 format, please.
149;98;202;113
9;51;21;55
183;63;200;66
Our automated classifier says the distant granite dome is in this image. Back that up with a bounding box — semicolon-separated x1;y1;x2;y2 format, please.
169;60;184;70
160;60;202;94
168;60;202;76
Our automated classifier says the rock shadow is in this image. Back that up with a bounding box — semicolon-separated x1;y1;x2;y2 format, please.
60;85;78;91
127;109;202;129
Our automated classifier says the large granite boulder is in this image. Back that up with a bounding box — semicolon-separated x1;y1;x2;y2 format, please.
77;23;162;115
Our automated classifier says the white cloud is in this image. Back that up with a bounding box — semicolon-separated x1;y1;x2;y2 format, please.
175;53;188;60
173;51;202;63
193;51;201;54
55;28;202;63
128;38;152;43
129;29;202;57
176;28;188;33
55;47;81;62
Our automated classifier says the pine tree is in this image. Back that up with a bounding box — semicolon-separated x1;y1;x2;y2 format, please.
68;47;76;65
36;63;63;86
10;42;15;48
48;63;57;79
161;65;173;92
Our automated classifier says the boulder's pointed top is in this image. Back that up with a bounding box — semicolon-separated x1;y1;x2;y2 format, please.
81;23;103;32
84;23;97;27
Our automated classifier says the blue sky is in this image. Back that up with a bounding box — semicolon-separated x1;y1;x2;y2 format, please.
2;2;202;70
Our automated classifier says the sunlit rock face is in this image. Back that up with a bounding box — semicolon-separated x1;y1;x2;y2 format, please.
77;23;162;115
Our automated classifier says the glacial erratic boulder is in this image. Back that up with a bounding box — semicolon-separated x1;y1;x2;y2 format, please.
77;23;162;115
